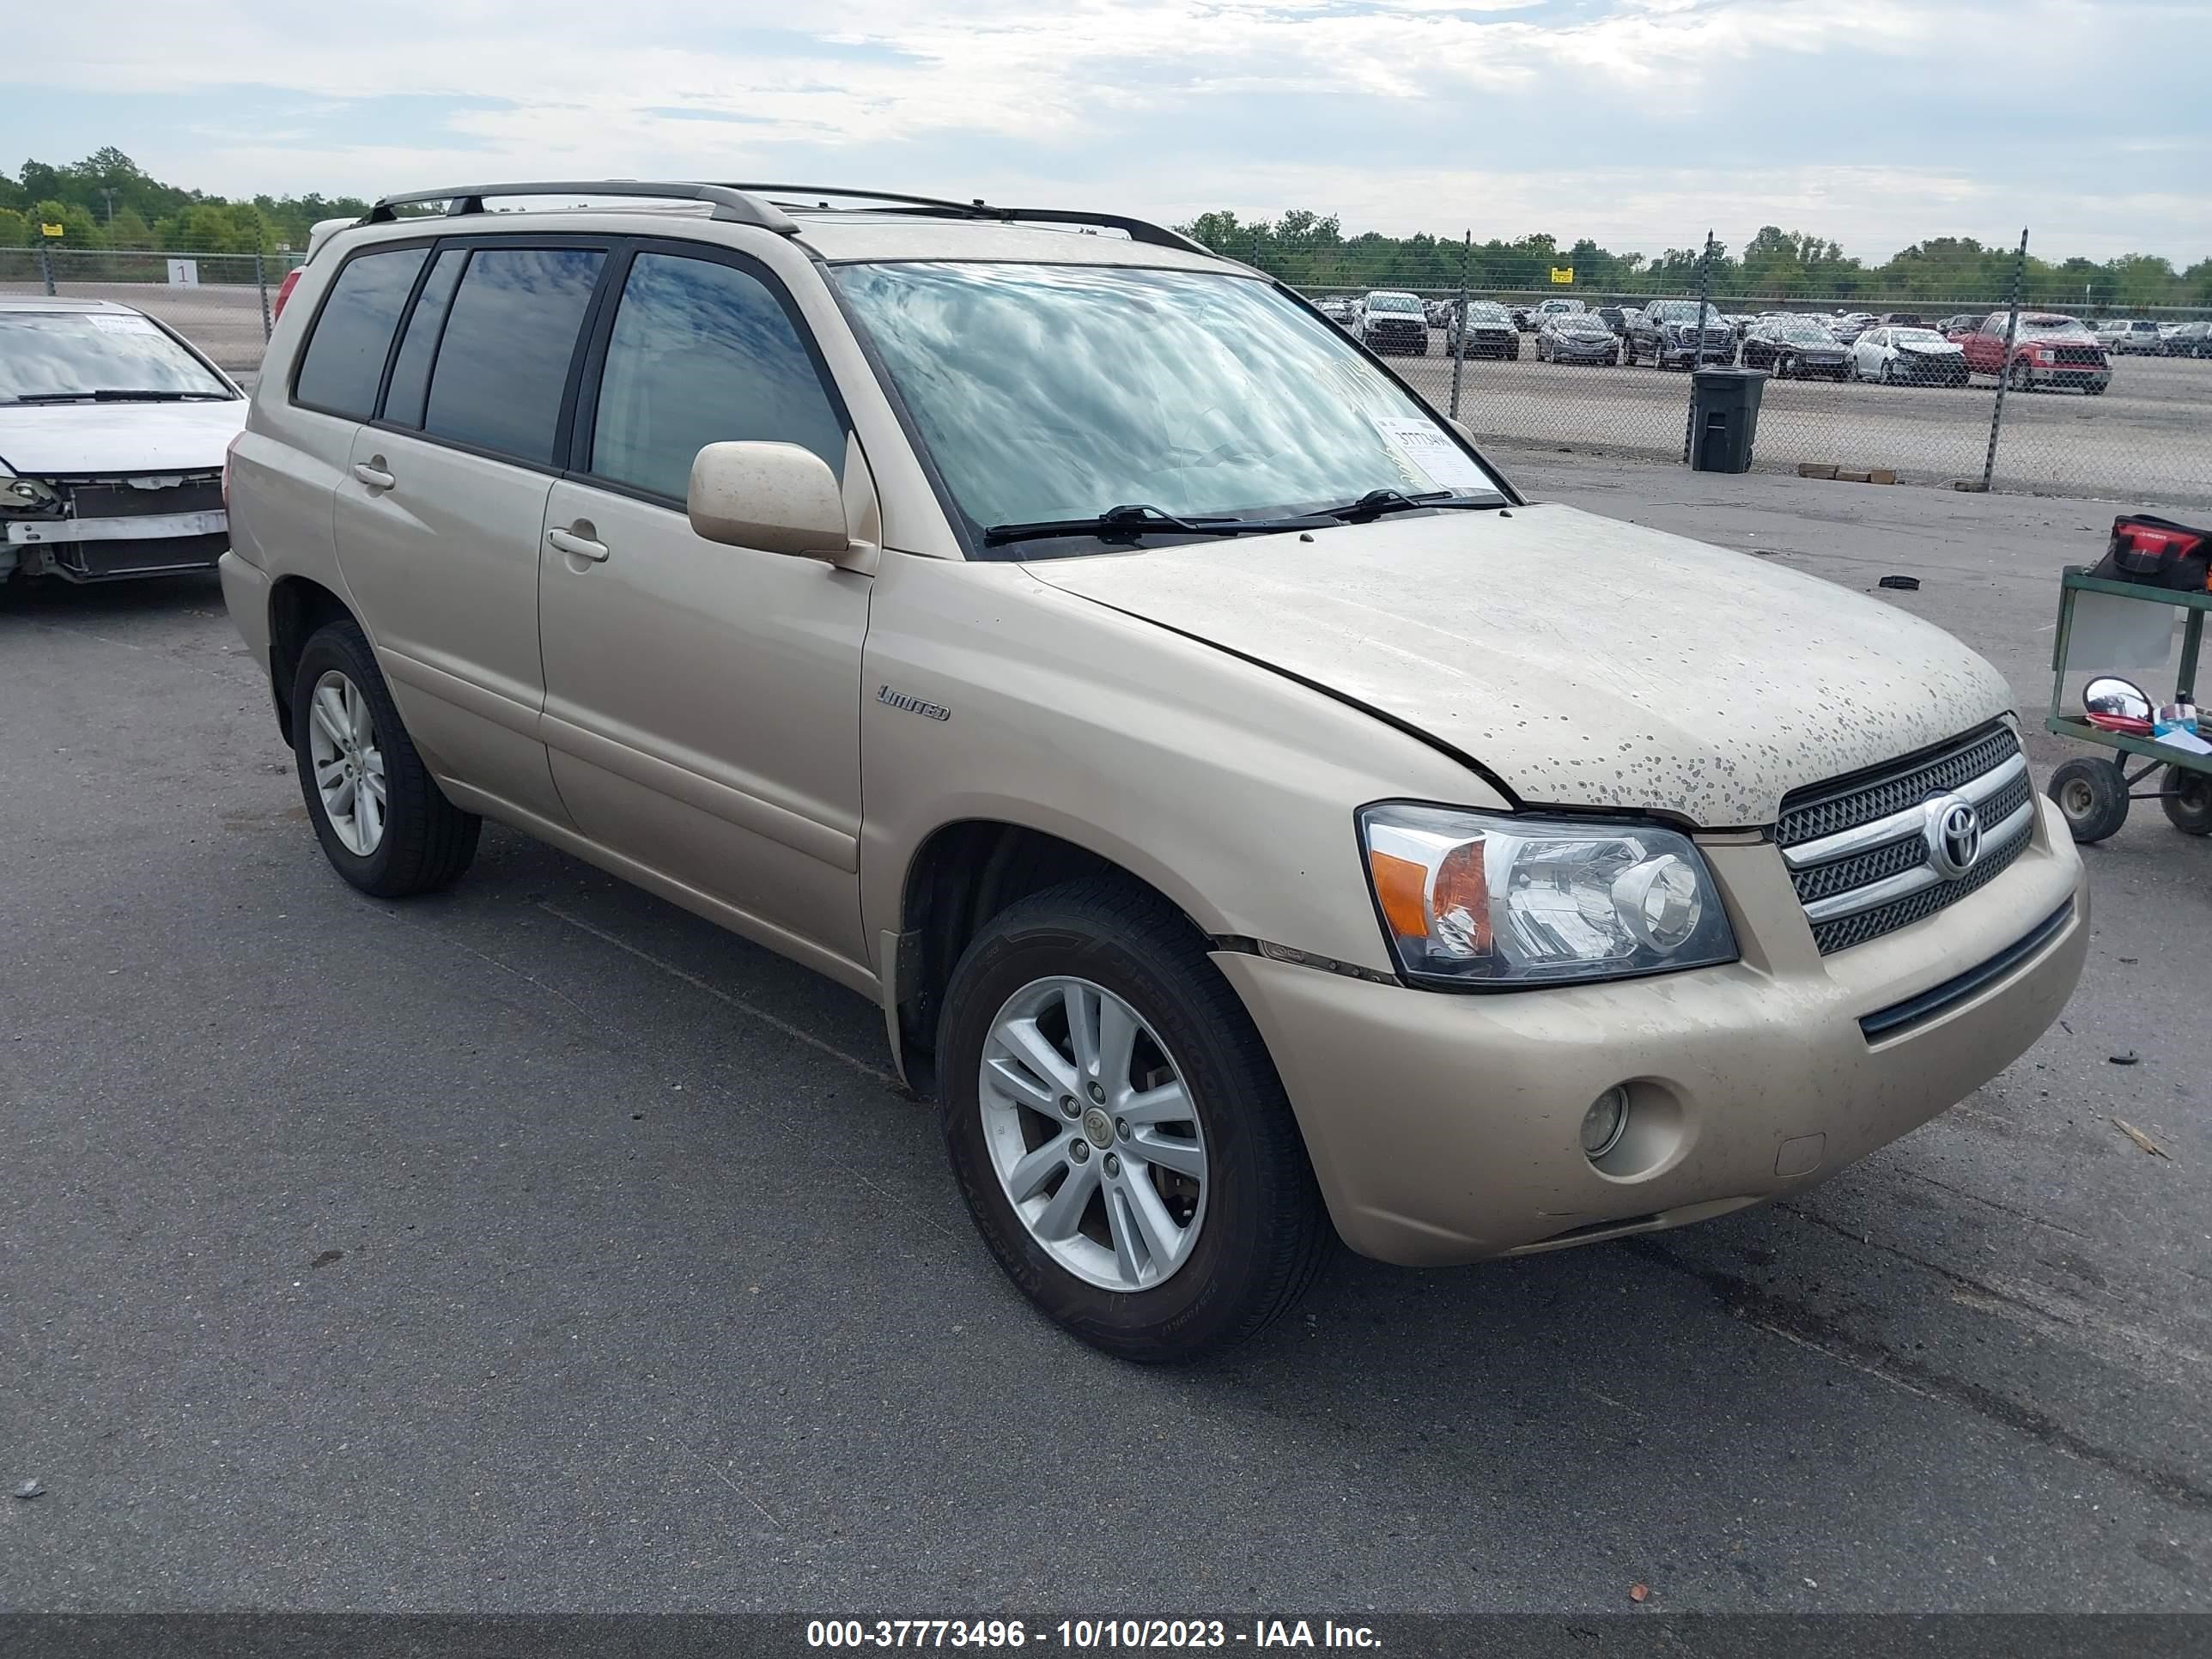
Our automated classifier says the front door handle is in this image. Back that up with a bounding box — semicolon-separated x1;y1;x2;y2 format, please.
548;525;610;562
353;461;395;490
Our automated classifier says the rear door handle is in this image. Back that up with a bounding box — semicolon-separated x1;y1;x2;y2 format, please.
352;462;395;490
548;526;610;562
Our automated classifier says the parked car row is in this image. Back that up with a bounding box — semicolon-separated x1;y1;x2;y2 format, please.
1309;289;2203;394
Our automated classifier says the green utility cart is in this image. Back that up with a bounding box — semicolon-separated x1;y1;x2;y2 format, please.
2044;564;2212;843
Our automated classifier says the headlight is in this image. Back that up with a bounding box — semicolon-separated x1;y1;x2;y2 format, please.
0;473;61;514
0;473;61;513
1358;803;1738;988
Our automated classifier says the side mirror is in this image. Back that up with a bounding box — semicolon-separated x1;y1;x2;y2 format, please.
2083;677;2153;721
1447;417;1477;445
687;441;851;560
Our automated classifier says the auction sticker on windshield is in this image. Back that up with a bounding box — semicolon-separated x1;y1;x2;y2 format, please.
1369;416;1491;491
88;314;161;334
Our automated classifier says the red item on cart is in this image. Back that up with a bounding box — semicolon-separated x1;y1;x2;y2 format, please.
2091;514;2210;592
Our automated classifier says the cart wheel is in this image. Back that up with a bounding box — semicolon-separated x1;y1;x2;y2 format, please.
2049;758;2130;843
2161;769;2212;836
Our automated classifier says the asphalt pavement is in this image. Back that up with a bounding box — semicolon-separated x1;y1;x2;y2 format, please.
1;462;2207;1613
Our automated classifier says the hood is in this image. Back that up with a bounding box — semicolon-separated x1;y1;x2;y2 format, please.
1026;502;2012;828
0;399;246;477
2016;324;2096;347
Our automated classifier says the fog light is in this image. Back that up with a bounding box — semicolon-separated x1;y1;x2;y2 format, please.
1580;1087;1629;1159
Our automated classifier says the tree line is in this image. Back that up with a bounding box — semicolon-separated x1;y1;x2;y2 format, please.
1;148;372;258
1183;210;2212;313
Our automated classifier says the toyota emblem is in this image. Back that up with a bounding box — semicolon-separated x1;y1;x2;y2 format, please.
1922;793;1983;879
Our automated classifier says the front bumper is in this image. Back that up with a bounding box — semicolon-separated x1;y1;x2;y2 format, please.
1893;355;1970;384
2024;363;2112;390
1218;797;2087;1266
1365;330;1428;355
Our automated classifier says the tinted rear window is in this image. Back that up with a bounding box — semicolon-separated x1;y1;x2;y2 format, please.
382;247;465;429
422;246;605;464
295;246;428;418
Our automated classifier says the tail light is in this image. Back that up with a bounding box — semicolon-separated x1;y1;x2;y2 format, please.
271;266;303;321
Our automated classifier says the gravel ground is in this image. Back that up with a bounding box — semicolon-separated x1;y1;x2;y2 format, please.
0;458;2207;1616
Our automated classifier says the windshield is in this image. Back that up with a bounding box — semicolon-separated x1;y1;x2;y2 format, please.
1892;328;1948;345
836;263;1504;546
1366;293;1421;313
1649;301;1723;325
0;310;234;402
1555;317;1611;333
1778;323;1832;343
2023;316;2094;338
1464;301;1510;323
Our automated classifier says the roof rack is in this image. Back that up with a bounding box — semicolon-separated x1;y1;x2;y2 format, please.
715;185;1219;258
362;180;1225;264
363;181;799;234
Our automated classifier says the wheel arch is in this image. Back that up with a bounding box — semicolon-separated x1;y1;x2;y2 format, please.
888;817;1218;1097
266;574;357;745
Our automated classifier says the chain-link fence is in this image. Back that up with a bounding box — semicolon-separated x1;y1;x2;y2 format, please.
9;232;2209;507
0;246;300;374
1266;231;2212;508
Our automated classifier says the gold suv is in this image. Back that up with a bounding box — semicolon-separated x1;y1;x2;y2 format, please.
222;182;2087;1360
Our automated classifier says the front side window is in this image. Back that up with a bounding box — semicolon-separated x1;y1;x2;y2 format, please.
421;246;606;465
835;261;1504;548
588;252;846;502
295;246;428;418
0;310;234;403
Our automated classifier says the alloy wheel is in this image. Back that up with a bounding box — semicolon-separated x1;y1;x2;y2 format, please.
979;976;1209;1291
307;669;386;856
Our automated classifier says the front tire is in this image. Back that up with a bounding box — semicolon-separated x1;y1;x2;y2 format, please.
291;618;481;896
938;878;1328;1363
2048;757;2130;844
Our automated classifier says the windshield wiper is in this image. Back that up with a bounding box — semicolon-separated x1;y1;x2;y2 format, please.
1308;488;1502;522
15;389;231;404
981;502;1330;548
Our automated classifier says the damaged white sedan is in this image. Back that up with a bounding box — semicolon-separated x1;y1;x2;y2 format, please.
0;297;245;584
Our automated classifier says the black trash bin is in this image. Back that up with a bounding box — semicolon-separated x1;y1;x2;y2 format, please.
1689;365;1770;473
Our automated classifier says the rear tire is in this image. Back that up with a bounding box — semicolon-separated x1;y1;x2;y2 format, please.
2048;757;2130;844
938;878;1328;1363
2161;770;2212;836
291;618;481;897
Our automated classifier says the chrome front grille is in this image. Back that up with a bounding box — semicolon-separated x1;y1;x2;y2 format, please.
1776;723;2034;954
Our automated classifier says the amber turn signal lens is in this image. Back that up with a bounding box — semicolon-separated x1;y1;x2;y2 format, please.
1369;850;1431;939
1431;841;1491;954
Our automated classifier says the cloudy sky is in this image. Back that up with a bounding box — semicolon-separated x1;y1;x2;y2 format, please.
17;0;2212;264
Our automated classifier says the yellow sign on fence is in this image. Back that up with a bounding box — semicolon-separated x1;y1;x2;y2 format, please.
1549;266;1573;285
39;222;64;239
